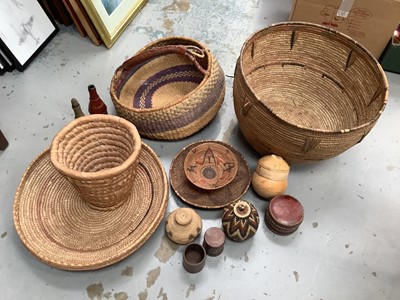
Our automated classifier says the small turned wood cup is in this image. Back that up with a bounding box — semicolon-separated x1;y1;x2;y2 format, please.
202;227;226;256
182;243;206;273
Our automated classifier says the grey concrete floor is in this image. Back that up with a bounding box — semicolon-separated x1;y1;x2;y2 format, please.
1;0;400;299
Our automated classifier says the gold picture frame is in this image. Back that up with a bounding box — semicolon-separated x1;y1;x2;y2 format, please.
80;0;147;49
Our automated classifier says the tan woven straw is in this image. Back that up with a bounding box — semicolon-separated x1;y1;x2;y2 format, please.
110;36;225;140
170;140;251;209
13;116;168;271
50;115;142;210
233;22;388;163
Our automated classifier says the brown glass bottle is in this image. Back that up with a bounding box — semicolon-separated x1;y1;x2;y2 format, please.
88;84;108;115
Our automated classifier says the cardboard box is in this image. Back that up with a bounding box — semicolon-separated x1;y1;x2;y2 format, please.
289;0;400;58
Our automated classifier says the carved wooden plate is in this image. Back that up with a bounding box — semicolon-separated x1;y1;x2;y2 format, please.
183;142;238;190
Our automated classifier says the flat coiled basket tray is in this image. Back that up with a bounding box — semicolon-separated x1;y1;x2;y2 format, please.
110;37;225;140
233;22;388;163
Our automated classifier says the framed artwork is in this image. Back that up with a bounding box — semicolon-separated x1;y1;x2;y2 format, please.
0;0;59;71
80;0;147;49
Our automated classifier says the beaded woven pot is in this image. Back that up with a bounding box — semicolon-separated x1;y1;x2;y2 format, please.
222;199;259;242
233;22;388;163
110;37;225;140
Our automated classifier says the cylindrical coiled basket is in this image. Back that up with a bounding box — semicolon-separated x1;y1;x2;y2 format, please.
110;37;226;140
233;22;388;163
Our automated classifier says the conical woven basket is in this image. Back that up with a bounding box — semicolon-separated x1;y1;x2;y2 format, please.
110;37;225;140
233;22;388;163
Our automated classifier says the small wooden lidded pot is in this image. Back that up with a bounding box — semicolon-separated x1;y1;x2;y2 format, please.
265;195;304;236
203;227;226;256
252;155;290;199
165;208;202;245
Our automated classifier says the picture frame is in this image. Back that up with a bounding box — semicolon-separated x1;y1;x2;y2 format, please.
0;59;6;75
80;0;147;49
0;47;14;72
0;0;59;71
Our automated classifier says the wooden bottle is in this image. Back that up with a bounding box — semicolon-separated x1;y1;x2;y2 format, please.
88;84;108;114
71;98;85;118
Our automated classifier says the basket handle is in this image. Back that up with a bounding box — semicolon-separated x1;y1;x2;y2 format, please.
121;45;209;75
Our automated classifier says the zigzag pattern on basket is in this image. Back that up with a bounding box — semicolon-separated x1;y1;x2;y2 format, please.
222;201;259;242
133;64;203;109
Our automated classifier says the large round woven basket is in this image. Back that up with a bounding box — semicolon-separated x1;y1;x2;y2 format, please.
233;22;388;163
110;37;225;140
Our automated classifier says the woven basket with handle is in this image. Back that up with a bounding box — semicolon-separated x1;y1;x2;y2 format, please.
110;37;225;140
233;22;388;163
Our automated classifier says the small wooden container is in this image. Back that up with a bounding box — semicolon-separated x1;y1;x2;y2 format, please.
264;195;304;235
203;227;226;256
251;154;290;199
182;243;206;273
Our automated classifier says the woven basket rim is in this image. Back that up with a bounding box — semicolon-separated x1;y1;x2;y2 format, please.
238;21;389;134
50;114;141;180
110;37;212;113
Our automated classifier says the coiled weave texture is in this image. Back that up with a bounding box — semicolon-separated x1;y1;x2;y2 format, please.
233;22;388;163
110;37;225;140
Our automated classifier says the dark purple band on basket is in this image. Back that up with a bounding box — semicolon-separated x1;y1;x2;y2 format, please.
115;60;148;98
133;64;203;109
132;63;225;135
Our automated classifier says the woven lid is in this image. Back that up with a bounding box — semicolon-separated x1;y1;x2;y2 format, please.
170;140;251;209
13;143;168;271
165;207;202;245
